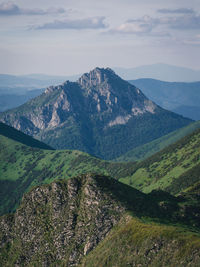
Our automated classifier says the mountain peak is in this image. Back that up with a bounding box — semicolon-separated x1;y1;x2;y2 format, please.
0;67;192;159
78;67;118;87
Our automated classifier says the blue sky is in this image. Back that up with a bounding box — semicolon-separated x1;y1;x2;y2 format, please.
0;0;200;75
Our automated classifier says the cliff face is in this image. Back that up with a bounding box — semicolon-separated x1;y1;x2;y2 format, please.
0;68;192;160
0;174;126;266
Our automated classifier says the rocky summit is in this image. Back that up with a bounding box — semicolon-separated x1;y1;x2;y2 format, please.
0;67;192;159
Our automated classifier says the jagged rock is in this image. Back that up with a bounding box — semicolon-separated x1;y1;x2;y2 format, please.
0;174;126;266
0;67;192;159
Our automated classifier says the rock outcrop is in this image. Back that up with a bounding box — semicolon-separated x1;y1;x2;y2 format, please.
1;173;200;266
0;174;127;266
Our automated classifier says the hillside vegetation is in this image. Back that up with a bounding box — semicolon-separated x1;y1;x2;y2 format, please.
80;216;200;267
120;128;200;194
0;131;135;215
1;123;200;215
115;120;200;162
0;122;52;150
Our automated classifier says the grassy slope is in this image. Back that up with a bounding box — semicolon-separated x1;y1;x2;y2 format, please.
120;128;200;194
80;215;200;267
0;122;52;150
0;134;136;215
115;120;200;162
1;124;200;215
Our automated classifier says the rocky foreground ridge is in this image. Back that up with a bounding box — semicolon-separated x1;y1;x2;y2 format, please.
1;173;200;266
1;173;163;266
0;174;130;266
0;68;192;159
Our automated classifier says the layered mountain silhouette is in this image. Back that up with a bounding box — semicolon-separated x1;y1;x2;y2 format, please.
0;67;192;159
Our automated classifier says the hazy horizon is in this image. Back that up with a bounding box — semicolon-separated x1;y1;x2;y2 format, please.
0;0;200;75
0;62;200;77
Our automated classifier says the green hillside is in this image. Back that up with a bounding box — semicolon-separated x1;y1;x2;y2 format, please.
115;120;200;162
0;122;53;150
1;123;200;216
1;123;200;266
0;131;136;215
120;128;200;194
80;215;200;267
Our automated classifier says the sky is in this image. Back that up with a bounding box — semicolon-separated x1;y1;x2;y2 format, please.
0;0;200;75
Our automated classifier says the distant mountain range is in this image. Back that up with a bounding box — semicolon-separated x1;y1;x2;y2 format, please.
1;78;200;121
0;88;44;112
129;78;200;120
0;73;78;112
0;67;192;160
0;73;77;89
114;63;200;82
1;63;199;119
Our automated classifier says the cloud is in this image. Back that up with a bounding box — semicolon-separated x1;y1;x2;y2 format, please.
157;8;195;14
111;15;158;34
34;17;107;30
0;2;66;16
110;10;200;36
166;14;200;30
157;8;200;30
182;36;200;45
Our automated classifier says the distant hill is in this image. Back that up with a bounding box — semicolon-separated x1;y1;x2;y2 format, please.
129;78;200;120
115;121;200;162
0;122;53;150
1;121;200;216
120;128;200;195
0;125;136;215
0;73;67;111
114;63;200;82
0;67;192;160
0;89;44;112
172;105;200;121
0;73;73;88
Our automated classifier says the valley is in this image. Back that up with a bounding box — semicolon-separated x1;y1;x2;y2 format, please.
0;68;200;267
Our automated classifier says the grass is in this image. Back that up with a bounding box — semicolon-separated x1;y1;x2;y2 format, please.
1;125;200;215
0;134;137;215
119;128;200;194
79;215;200;267
115;120;200;162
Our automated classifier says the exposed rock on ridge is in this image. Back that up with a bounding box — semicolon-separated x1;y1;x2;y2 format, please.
0;67;192;159
0;174;128;266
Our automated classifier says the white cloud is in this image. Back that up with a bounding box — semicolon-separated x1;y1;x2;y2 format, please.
110;10;200;36
0;2;66;16
157;8;195;14
110;15;158;34
34;17;107;30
